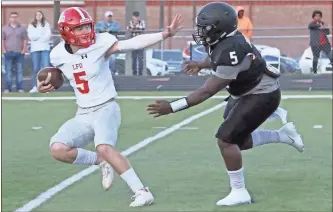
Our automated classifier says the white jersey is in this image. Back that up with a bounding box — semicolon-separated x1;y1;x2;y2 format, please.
50;33;118;108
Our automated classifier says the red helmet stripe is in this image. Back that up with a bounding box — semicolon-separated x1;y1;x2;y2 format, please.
73;7;86;19
81;8;92;19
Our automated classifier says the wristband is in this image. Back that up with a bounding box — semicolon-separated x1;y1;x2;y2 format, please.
169;98;189;113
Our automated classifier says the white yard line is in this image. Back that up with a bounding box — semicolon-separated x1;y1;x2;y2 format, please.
2;94;332;101
15;102;227;212
11;93;333;211
152;126;198;130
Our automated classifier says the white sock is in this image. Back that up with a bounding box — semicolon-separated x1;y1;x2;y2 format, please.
251;129;288;147
120;168;145;193
227;167;245;190
73;148;97;165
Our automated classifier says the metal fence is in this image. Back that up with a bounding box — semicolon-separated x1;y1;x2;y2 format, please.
1;0;333;92
2;26;332;77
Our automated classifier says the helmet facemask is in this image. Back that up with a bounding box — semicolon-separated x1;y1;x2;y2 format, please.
60;23;95;48
192;23;226;46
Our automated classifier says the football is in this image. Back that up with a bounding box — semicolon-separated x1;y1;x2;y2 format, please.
37;67;64;89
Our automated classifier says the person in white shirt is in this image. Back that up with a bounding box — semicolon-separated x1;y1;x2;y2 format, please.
27;11;52;93
37;7;183;207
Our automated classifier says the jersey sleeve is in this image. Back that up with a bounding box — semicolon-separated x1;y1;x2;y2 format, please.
212;56;252;79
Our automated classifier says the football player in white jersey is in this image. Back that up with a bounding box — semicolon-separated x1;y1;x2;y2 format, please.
37;7;183;207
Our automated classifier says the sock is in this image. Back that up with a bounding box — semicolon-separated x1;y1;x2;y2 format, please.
120;168;145;193
251;129;288;147
73;148;97;165
227;167;245;190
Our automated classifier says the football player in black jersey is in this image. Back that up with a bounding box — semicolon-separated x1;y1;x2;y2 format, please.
147;2;304;206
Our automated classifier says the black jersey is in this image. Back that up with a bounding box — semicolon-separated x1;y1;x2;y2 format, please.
208;31;270;96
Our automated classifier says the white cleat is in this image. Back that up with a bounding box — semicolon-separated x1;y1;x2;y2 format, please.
29;86;38;93
99;162;114;191
129;187;154;207
280;122;305;152
216;188;252;206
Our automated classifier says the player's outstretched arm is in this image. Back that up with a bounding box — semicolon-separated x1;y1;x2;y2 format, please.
105;14;183;57
147;76;231;117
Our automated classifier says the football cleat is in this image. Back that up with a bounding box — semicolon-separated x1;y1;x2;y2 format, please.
99;161;114;190
129;187;154;207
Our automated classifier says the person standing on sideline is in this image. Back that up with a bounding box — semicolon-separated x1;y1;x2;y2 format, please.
28;11;52;93
95;11;121;74
2;12;28;93
236;6;253;40
308;10;332;74
127;11;146;76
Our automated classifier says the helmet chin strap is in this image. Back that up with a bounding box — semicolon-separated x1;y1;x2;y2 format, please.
226;29;238;37
207;29;238;46
207;32;226;46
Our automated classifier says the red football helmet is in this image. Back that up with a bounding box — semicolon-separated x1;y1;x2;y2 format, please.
58;7;96;48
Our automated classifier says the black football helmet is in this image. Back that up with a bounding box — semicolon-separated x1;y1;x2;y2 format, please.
192;2;238;46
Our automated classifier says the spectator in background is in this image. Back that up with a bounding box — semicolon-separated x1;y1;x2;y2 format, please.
127;11;145;76
308;10;332;74
2;12;28;93
95;11;121;35
95;11;121;74
28;11;52;93
236;6;253;40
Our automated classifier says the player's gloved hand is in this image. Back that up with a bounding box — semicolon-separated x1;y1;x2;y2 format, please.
183;61;201;75
147;100;173;118
37;73;55;93
165;13;183;37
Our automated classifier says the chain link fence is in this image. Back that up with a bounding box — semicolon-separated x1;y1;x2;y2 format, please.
2;26;331;78
104;27;332;76
2;0;332;92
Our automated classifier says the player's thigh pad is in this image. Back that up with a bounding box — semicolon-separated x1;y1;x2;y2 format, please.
93;101;121;147
50;116;94;148
216;88;281;145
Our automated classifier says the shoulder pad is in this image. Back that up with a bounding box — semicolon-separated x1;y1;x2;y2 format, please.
79;33;118;56
95;33;118;48
50;42;68;68
210;36;252;66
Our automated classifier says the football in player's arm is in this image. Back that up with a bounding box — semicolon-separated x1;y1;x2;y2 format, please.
36;7;184;208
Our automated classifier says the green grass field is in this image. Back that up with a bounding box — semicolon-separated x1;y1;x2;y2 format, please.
2;91;332;212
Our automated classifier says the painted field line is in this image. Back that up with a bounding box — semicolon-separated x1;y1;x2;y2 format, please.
15;102;227;212
2;94;332;101
152;126;198;130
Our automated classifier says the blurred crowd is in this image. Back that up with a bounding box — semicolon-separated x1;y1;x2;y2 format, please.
1;7;331;93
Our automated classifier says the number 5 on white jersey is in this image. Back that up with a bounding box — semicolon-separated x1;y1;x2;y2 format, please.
74;71;90;94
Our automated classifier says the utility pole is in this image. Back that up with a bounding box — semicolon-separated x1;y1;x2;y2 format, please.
53;0;60;32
